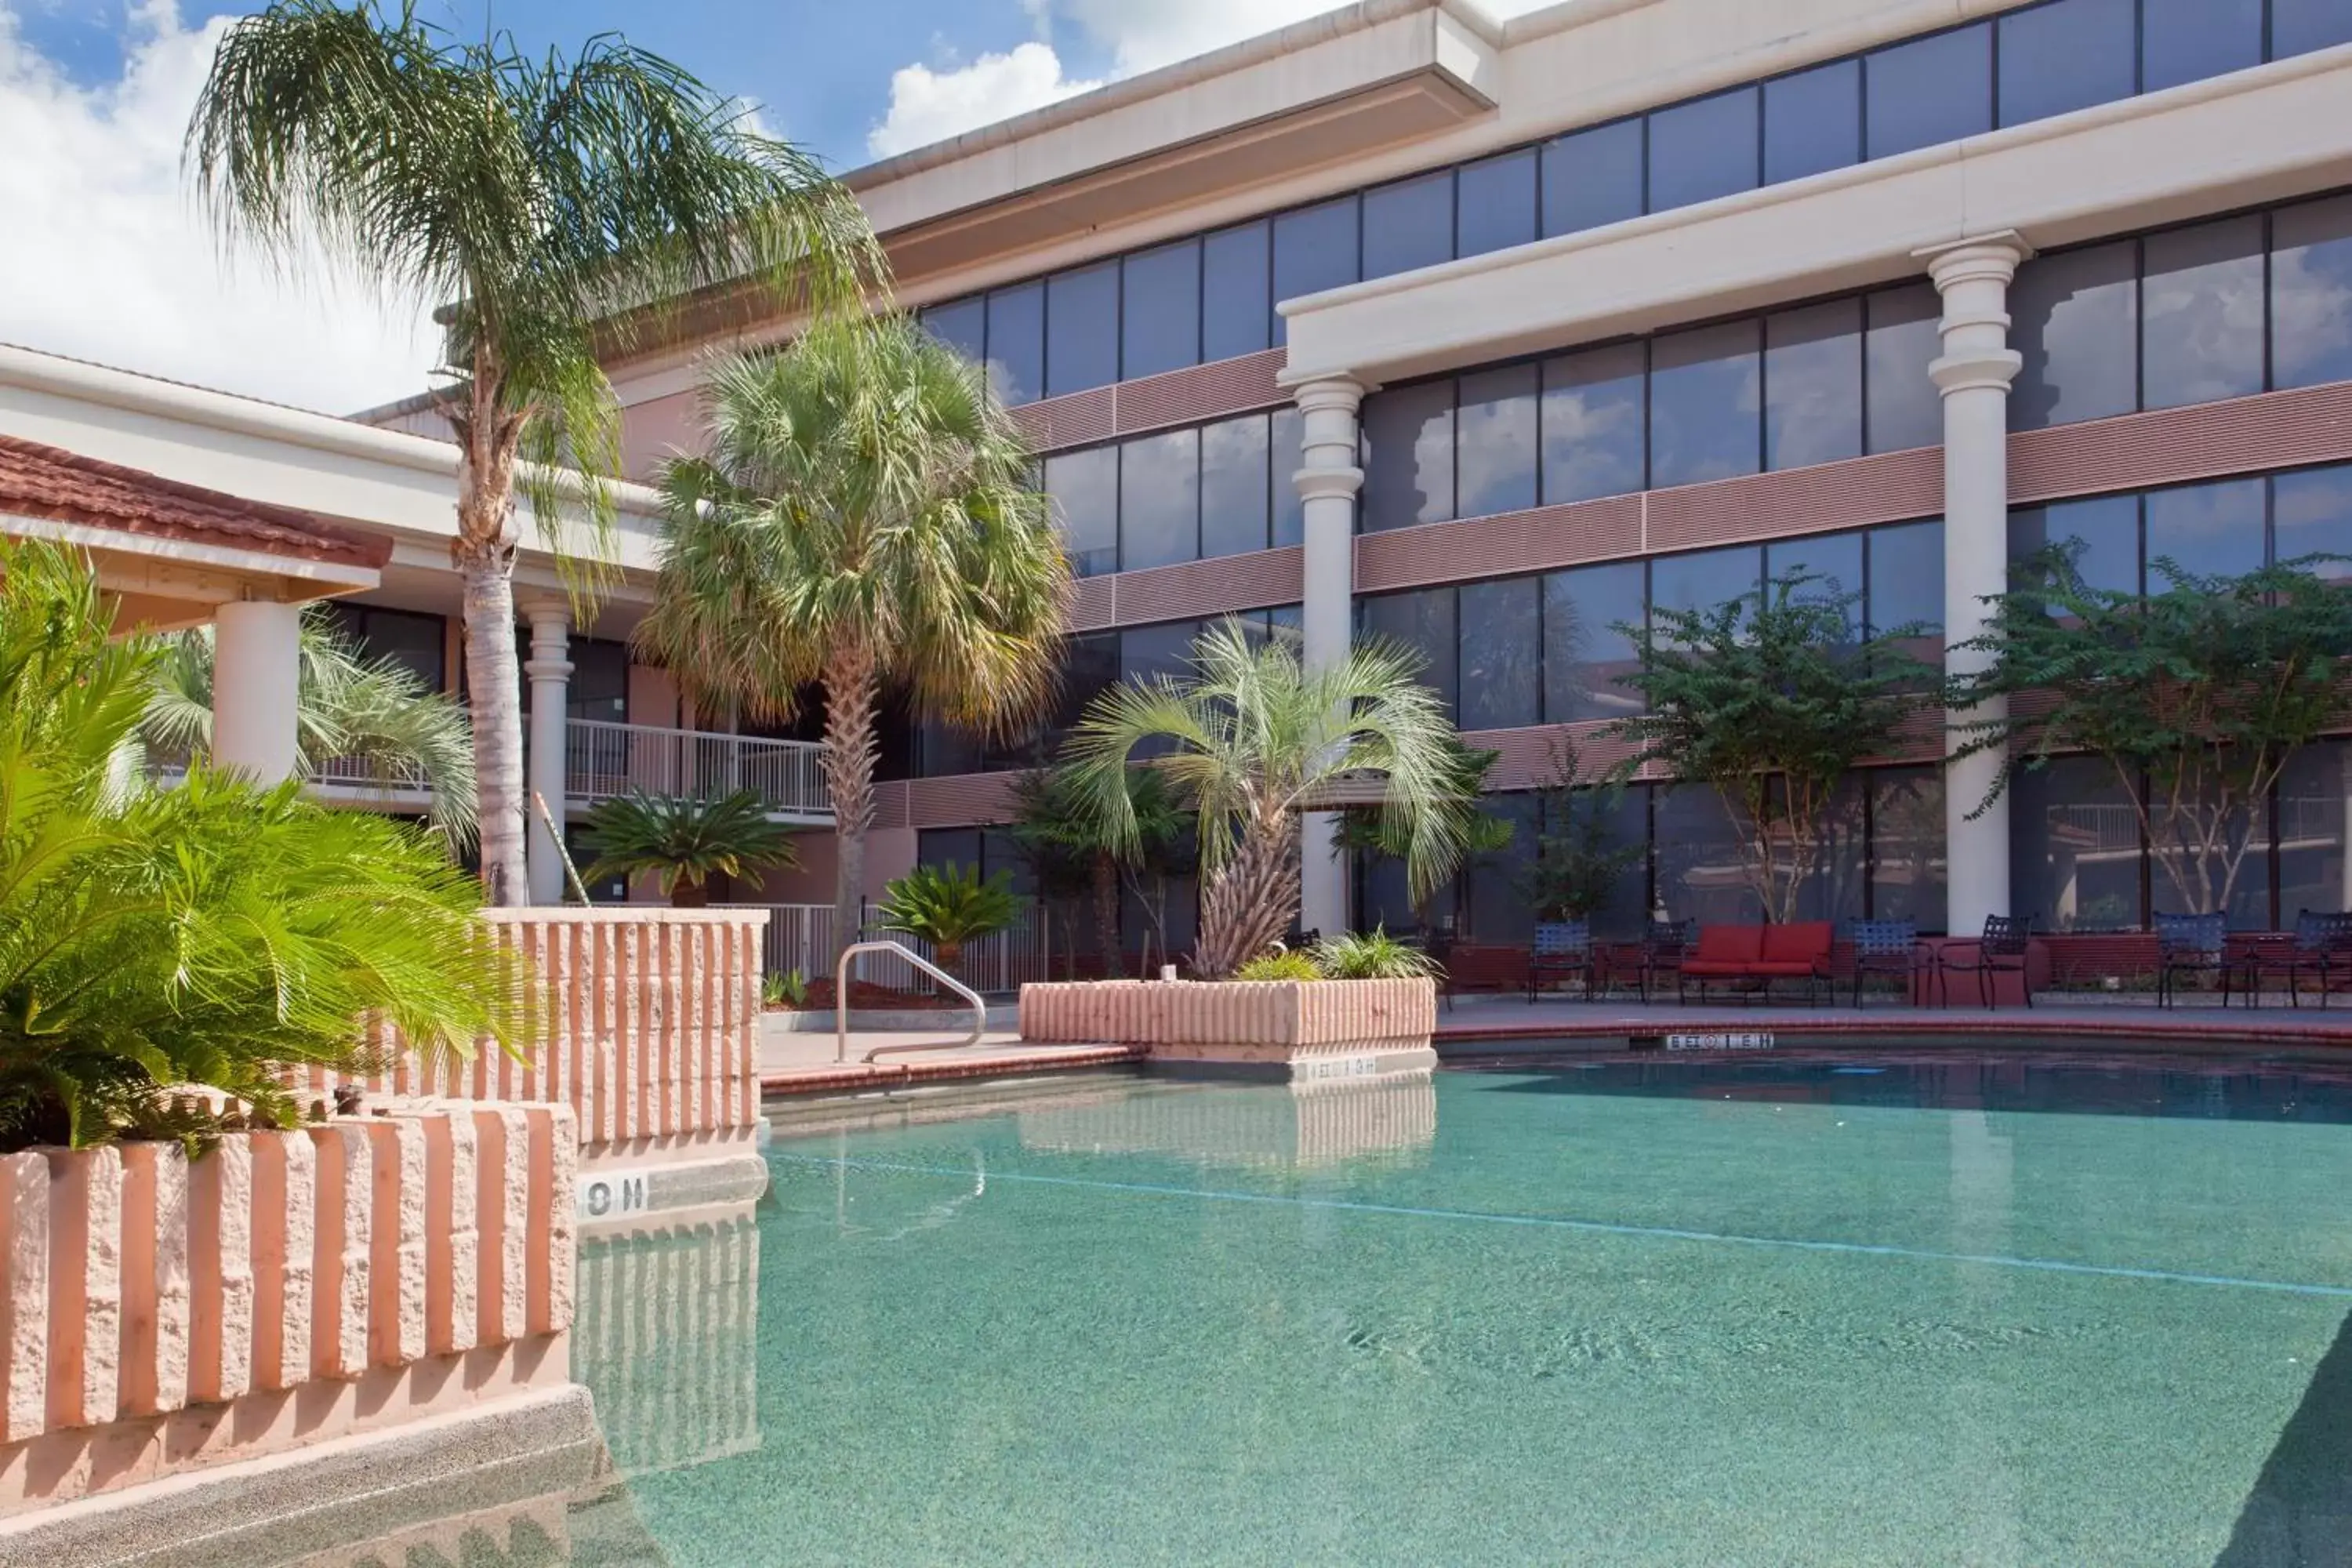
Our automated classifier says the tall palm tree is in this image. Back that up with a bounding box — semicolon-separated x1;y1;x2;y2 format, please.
186;1;883;905
1063;622;1474;978
639;318;1069;966
140;608;479;847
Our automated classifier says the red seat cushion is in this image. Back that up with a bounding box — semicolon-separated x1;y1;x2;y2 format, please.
1744;960;1820;977
1693;926;1765;965
1762;922;1835;966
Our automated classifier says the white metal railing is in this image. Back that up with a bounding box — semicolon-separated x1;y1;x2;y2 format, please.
724;902;1048;997
310;752;430;792
565;718;830;818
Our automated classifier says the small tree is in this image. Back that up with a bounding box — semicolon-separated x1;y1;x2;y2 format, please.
1613;572;1936;924
1518;738;1645;925
875;863;1023;969
1951;548;2352;917
1334;738;1513;933
1006;762;1186;978
578;789;798;906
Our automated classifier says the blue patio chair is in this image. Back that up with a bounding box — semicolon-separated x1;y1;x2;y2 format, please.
1849;919;1919;1009
2154;912;2232;1009
2244;910;2352;1010
1529;920;1595;1003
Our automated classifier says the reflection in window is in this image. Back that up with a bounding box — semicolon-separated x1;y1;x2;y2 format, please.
2275;0;2352;56
2277;742;2352;923
2010;495;2139;595
1199;415;1270;560
1764;59;1860;186
1272;199;1359;345
1542;343;1647;504
1650;320;1762;488
1363;171;1454;281
2141;216;2265;411
919;297;986;366
1045;446;1118;578
1359;589;1457;717
1457;150;1537;259
1997;0;2134;128
1791;775;1869;924
1119;429;1200;572
1271;407;1305;548
1870;768;1947;931
1865;285;1945;454
1542;561;1646;722
1866;519;1945;644
1045;263;1119;397
2142;0;2263;93
1458;577;1541;731
1866;24;1991;161
1764;298;1863;471
1657;786;1762;925
2151;784;2269;927
2273;196;2352;391
1361;380;1454;532
1648;86;1759;212
1766;532;1863;622
2273;464;2352;576
1121;240;1200;381
1456;364;1539;518
2010;241;2138;430
1464;793;1542;943
1651;545;1762;624
984;282;1044;407
1203;222;1272;361
1542;118;1644;238
2145;477;2264;583
2012;757;2140;931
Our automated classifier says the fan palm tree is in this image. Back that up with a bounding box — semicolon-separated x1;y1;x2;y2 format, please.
1007;762;1187;978
140;608;478;847
577;789;798;906
1062;622;1476;978
639;317;1069;966
187;1;883;906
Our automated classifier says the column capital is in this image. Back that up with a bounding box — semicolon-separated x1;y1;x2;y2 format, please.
1281;373;1376;416
1294;466;1366;503
520;597;572;680
1914;230;2034;292
1929;347;2025;395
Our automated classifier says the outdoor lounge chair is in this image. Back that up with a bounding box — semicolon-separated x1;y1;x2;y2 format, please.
1682;922;1835;1004
2154;912;2233;1009
1936;915;2034;1008
2241;910;2352;1009
1849;919;1921;1008
1529;920;1596;1001
1631;919;1693;1003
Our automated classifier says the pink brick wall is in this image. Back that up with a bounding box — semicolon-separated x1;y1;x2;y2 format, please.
1018;978;1437;1047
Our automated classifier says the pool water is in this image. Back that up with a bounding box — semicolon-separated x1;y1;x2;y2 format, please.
564;1057;2352;1563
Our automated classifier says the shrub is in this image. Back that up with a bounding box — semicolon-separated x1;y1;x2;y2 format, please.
762;968;811;1009
875;862;1023;967
1312;927;1440;982
1235;949;1322;982
579;789;798;906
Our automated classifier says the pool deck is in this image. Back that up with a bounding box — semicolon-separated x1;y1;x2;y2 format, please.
760;1026;1145;1096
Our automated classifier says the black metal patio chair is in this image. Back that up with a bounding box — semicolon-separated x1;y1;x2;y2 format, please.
1849;919;1921;1009
2242;910;2352;1009
2154;912;2232;1009
1640;919;1695;1004
1936;915;2034;1008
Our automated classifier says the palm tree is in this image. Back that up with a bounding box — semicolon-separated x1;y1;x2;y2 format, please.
639;317;1069;966
140;608;478;847
577;789;798;907
187;1;883;906
1063;622;1475;978
1007;761;1187;978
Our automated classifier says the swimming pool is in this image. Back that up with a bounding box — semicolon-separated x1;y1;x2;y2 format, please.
543;1054;2352;1562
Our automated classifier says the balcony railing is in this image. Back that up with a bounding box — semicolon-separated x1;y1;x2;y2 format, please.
564;718;831;821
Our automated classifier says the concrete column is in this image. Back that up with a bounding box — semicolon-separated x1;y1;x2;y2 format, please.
1290;375;1370;938
1919;232;2033;937
523;601;574;906
211;600;302;783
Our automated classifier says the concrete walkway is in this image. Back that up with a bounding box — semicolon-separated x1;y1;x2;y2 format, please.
760;1025;1142;1095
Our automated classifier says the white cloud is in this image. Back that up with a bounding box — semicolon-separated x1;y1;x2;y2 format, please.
0;2;438;416
866;41;1102;159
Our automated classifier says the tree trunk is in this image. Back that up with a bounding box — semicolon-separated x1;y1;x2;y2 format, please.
821;644;880;971
1192;815;1302;978
453;371;528;906
1091;851;1123;978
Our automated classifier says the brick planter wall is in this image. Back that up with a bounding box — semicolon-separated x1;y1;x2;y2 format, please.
1018;978;1439;1078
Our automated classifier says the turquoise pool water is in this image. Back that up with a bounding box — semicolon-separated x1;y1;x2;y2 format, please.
550;1055;2352;1563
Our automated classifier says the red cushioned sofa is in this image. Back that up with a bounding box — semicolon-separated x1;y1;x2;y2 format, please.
1679;922;1835;1004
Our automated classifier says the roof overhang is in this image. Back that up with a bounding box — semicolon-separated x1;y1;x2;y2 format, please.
2;510;382;633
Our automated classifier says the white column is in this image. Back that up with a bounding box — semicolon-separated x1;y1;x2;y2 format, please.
523;600;574;906
1919;232;2033;937
211;599;302;783
1290;374;1370;938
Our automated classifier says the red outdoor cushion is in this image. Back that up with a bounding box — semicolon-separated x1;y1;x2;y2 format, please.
1693;926;1765;965
1744;961;1820;977
1762;922;1835;967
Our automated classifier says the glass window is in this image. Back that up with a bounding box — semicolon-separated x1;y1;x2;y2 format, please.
1053;632;1120;735
2272;195;2352;390
1542;560;1646;722
2013;757;2140;931
1121;240;1200;381
1202;221;1272;361
1764;297;1863;471
1867;519;1945;640
1271;406;1305;548
1118;428;1200;572
1998;0;2135;127
984;282;1044;407
1044;263;1118;397
1650;545;1762;624
1359;589;1457;717
1361;380;1455;532
1457;577;1541;731
2142;0;2262;93
1457;149;1537;259
1648;86;1759;212
1120;621;1199;760
1541;118;1644;238
919;297;986;365
1866;23;1992;161
1357;849;1427;938
325;603;445;692
1541;342;1647;504
1865;284;1945;454
2010;494;2140;594
1871;768;1947;931
1764;59;1860;186
1272;198;1359;345
2274;0;2352;57
1456;364;1539;517
2152;787;2270;927
1362;171;1454;281
568;638;628;721
2010;241;2140;430
1793;775;1870;924
2142;216;2266;411
1465;793;1542;943
1045;445;1119;578
1566;786;1653;940
1650;319;1762;488
1200;415;1271;560
1657;786;1762;925
2145;477;2266;583
919;828;983;874
2272;463;2352;577
2277;742;2350;925
979;829;1037;898
1766;532;1864;618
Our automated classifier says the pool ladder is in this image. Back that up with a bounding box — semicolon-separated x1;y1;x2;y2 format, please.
834;939;990;1065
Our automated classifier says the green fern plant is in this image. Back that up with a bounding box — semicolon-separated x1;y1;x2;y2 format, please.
875;863;1022;967
762;968;811;1009
578;789;798;906
1312;927;1440;982
1235;949;1321;982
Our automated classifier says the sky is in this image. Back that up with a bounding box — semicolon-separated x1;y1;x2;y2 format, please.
0;0;1547;417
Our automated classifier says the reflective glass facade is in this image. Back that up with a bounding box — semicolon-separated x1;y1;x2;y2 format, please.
1045;408;1305;578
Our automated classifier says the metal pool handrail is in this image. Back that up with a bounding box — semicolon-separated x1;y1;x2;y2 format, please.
836;940;989;1064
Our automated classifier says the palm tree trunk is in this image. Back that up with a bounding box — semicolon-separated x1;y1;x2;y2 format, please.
1091;851;1123;979
821;643;880;971
1192;816;1302;978
453;370;528;906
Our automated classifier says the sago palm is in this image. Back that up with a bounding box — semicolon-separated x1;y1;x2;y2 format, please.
875;863;1024;969
187;0;882;905
1063;621;1476;978
578;789;798;907
141;608;478;847
640;317;1069;965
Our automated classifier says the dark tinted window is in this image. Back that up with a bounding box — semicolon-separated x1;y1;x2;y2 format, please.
1764;59;1860;185
1270;406;1305;548
325;603;446;692
1045;262;1119;397
1650;319;1762;488
1542;342;1647;503
984;282;1044;406
1200;415;1270;559
1458;577;1541;731
1542;118;1645;238
2142;0;2262;93
920;297;986;365
1542;561;1646;722
568;637;628;721
2012;757;2137;930
1361;380;1455;532
1362;171;1454;281
2274;0;2352;56
1866;24;1991;161
1202;222;1272;361
1867;519;1945;639
1648;86;1759;212
1121;241;1200;381
1764;297;1863;470
1651;544;1762;621
1997;0;2135;127
2273;196;2352;390
2274;464;2352;576
2010;241;2139;430
2141;216;2266;410
1457;149;1537;259
2146;477;2265;582
1045;445;1118;578
1272;198;1360;344
1465;793;1542;942
918;827;983;873
1119;429;1200;572
1766;532;1864;630
1360;589;1457;716
2010;494;2140;594
1865;284;1945;454
1456;363;1539;517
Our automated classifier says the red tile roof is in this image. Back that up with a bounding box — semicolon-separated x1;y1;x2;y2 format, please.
0;434;391;572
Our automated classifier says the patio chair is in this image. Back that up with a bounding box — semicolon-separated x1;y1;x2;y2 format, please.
1849;919;1921;1009
1638;919;1693;1004
2242;910;2352;1010
1529;920;1595;1002
1936;915;2034;1008
2154;912;2233;1010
